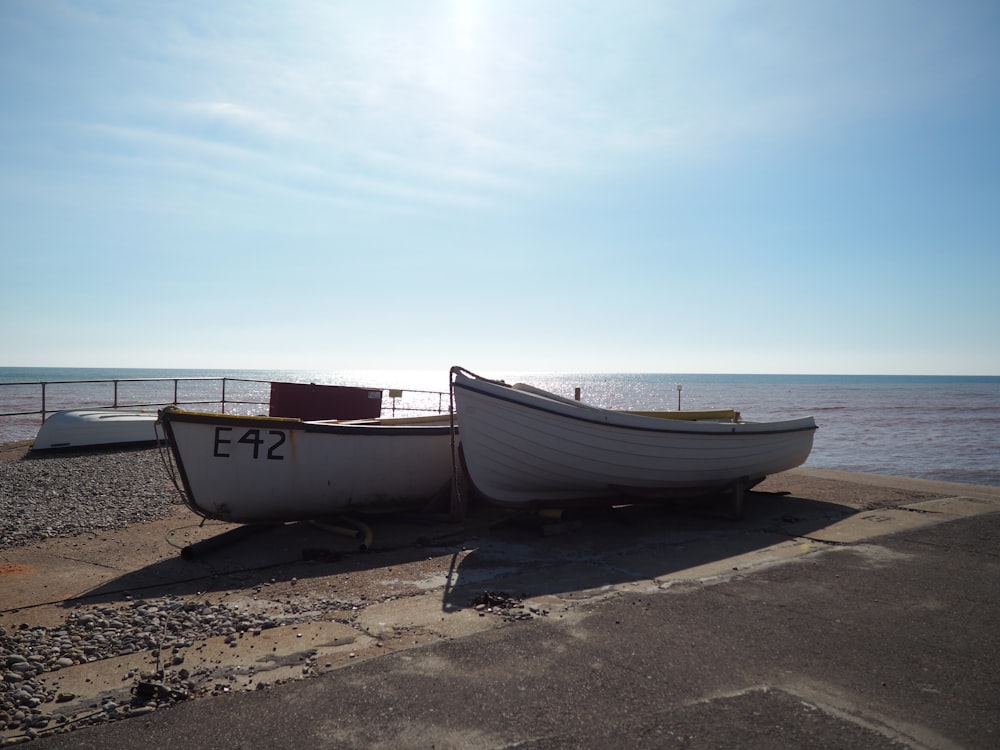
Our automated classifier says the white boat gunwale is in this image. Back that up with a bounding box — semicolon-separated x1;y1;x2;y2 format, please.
452;371;817;437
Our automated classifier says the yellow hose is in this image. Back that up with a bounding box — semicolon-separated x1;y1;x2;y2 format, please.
310;516;374;552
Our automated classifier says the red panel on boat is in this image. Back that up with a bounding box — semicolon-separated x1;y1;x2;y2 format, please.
268;382;383;421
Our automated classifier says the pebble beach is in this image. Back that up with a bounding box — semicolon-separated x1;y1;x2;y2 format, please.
1;443;389;741
1;445;374;739
0;445;180;550
1;445;183;739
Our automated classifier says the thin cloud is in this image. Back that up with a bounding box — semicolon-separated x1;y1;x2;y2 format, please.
181;101;297;138
80;122;494;214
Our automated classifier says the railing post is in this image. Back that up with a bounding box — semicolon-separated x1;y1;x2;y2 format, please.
41;383;47;422
174;379;179;406
221;378;228;414
113;380;119;408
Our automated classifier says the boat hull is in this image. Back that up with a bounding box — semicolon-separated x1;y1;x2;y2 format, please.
32;409;160;451
452;369;817;506
159;408;456;523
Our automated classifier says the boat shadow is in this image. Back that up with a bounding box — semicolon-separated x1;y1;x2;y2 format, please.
438;490;853;613
66;489;853;613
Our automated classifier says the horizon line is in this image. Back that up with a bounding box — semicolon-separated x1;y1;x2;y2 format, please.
1;365;998;379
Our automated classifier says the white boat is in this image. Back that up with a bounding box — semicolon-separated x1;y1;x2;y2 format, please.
31;409;161;451
451;367;817;507
158;407;457;523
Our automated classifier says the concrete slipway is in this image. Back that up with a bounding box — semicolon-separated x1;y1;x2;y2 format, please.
3;468;1000;749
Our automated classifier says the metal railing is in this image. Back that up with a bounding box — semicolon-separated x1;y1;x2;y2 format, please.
0;377;269;420
0;377;451;444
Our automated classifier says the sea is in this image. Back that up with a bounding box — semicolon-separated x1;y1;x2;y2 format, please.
1;367;998;487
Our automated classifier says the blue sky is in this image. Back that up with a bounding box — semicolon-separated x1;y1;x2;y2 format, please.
2;1;998;375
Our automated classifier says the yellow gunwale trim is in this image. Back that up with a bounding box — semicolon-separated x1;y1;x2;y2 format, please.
624;409;737;421
160;406;303;425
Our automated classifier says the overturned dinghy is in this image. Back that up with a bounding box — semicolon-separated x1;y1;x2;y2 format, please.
32;409;160;451
451;366;817;508
159;407;457;524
